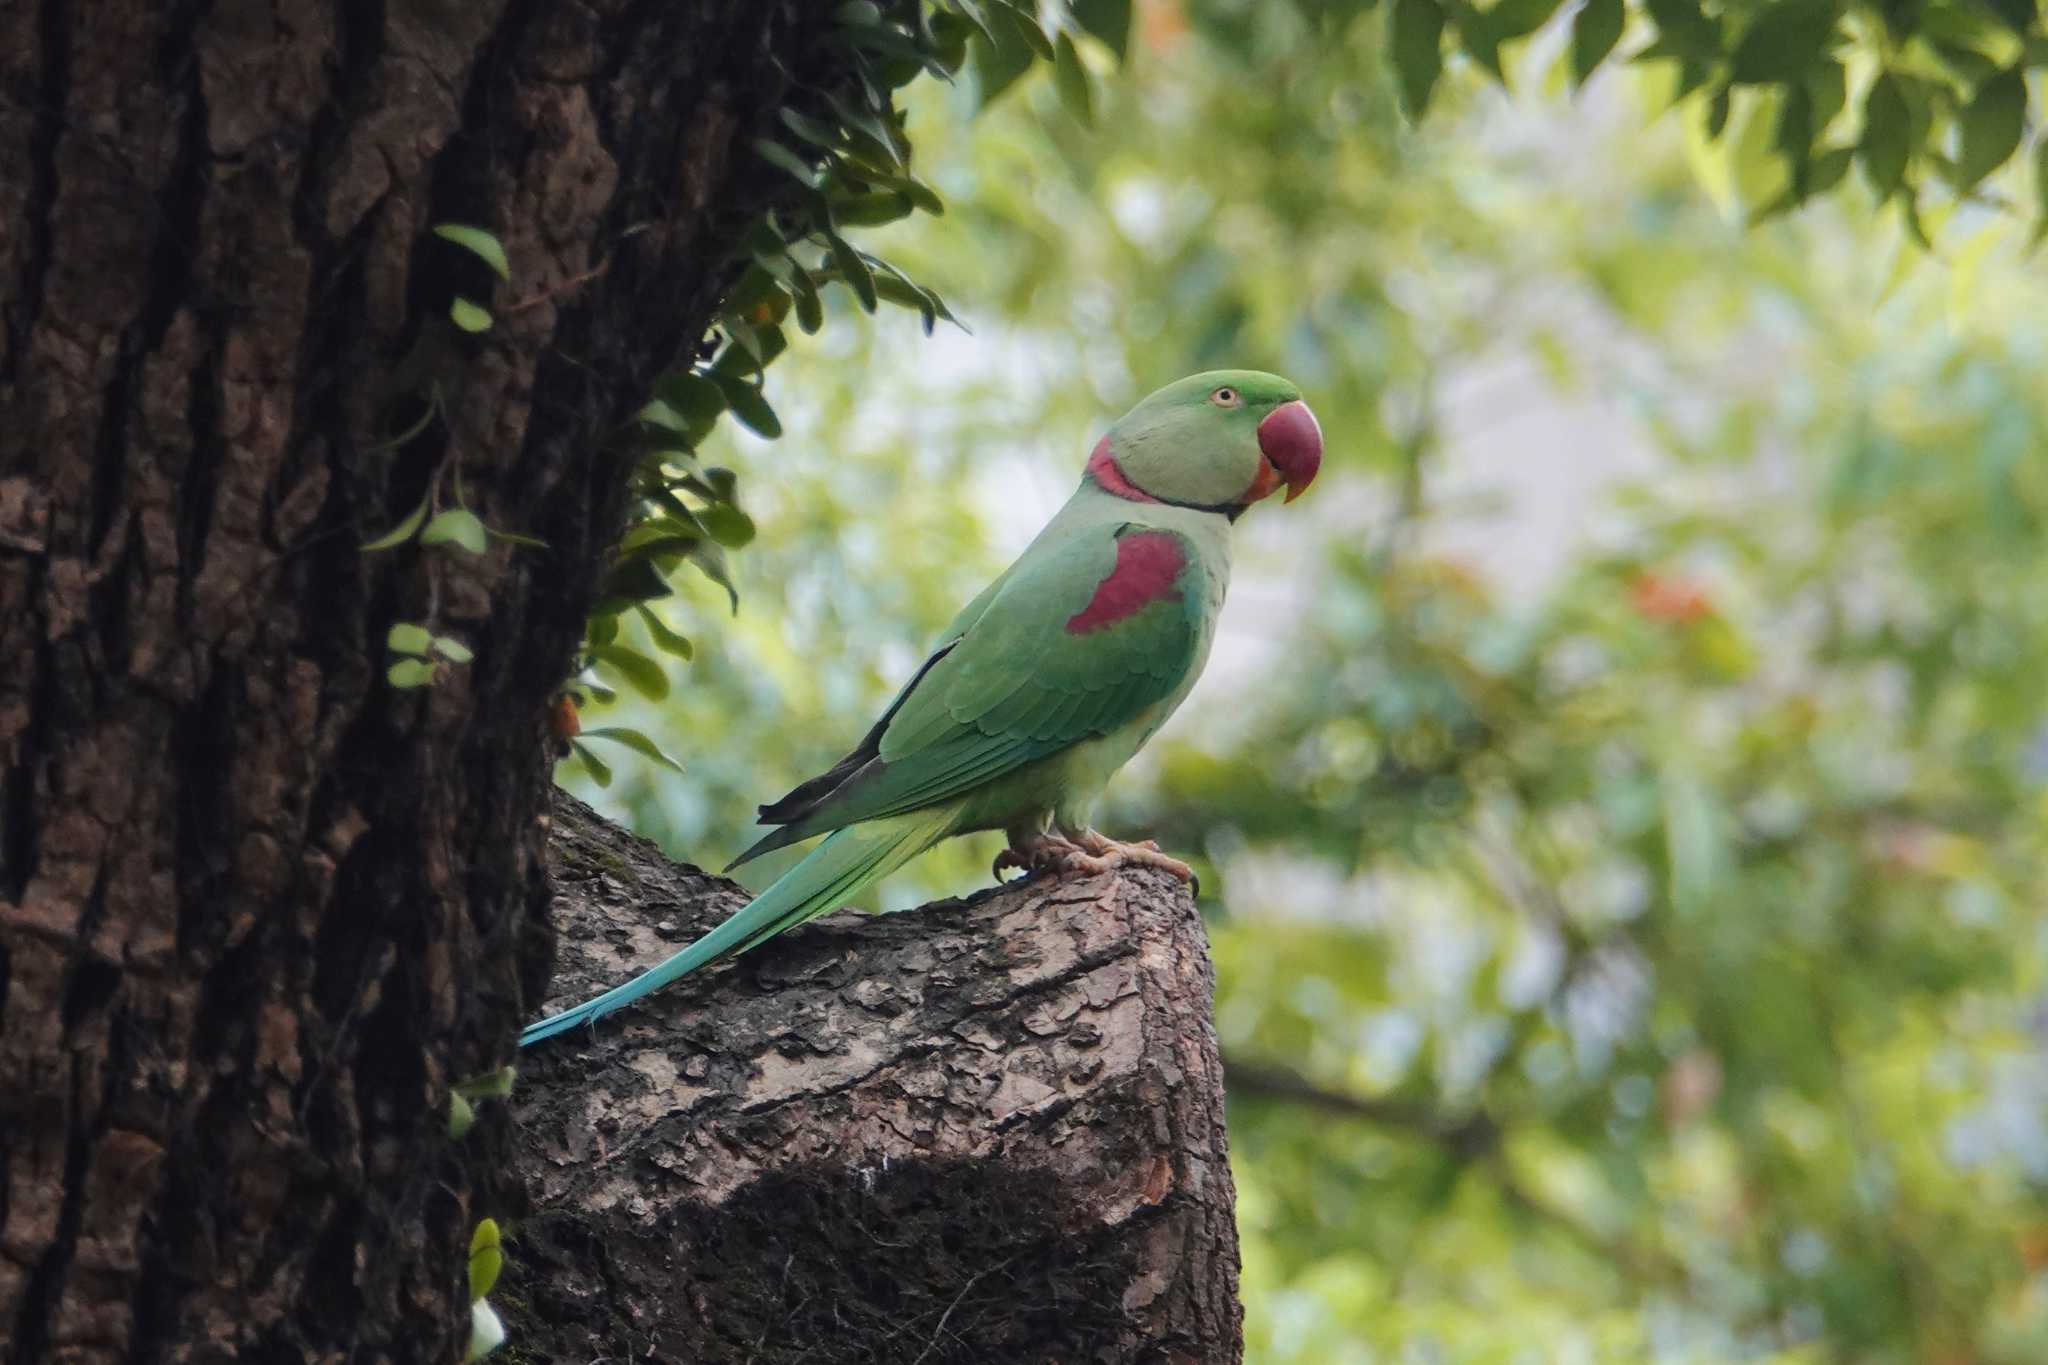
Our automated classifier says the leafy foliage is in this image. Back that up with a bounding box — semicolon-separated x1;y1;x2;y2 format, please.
557;1;2048;1360
1385;0;2048;233
554;0;1121;786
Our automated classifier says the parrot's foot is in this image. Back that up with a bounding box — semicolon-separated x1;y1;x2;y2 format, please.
993;832;1087;881
1059;830;1199;893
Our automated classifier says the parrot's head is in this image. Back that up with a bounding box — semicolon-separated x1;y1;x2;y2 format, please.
1086;370;1322;516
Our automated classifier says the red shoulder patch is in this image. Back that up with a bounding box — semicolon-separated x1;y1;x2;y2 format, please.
1065;531;1187;634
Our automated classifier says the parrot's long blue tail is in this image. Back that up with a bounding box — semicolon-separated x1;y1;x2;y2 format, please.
519;807;956;1047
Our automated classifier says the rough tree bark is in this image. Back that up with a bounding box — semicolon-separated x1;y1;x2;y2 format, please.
0;3;869;1358
499;796;1242;1364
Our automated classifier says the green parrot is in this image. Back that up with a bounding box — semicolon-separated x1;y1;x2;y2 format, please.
521;370;1322;1046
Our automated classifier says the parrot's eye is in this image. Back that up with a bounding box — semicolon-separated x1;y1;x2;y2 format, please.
1210;386;1241;408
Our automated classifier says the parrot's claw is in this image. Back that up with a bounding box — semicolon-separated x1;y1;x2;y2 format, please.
1056;831;1199;891
994;833;1087;882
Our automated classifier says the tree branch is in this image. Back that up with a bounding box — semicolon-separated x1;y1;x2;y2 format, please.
499;795;1243;1364
1222;1057;1500;1158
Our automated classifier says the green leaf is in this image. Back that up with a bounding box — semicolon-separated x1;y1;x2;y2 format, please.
1491;0;1570;39
823;230;878;311
951;0;999;46
630;501;707;545
1072;0;1132;61
1956;66;2026;190
1860;72;1910;199
1571;0;1625;86
1457;0;1566;79
847;170;942;215
450;298;493;333
1805;58;1846;134
568;739;613;787
1641;0;1717;61
653;371;728;444
971;6;1038;108
431;635;474;663
713;321;790;378
362;494;431;550
387;622;433;656
433;224;511;281
634;604;696;659
698;466;739;501
708;373;782;439
779;106;845;149
830;191;919;226
867;260;957;333
1776;82;1815;196
823;88;908;162
1004;4;1055;59
637;398;690;436
421;508;489;554
592;643;670;700
792;269;825;333
1053;32;1093;123
448;1091;475;1140
454;1066;516;1101
595;558;674;613
469;1219;503;1301
1728;0;1837;85
580;726;687;774
387;658;440;689
751;137;822;189
1983;0;2038;30
1391;0;1446;119
1704;82;1731;140
699;502;756;548
1807;145;1853;194
835;0;882;23
688;540;740;613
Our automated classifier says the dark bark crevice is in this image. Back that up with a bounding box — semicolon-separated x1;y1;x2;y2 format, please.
1;4;884;1358
4;0;67;383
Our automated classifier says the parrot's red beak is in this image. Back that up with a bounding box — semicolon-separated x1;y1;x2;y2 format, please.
1257;400;1323;503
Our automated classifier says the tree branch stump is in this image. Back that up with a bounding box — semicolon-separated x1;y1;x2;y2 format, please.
500;796;1242;1363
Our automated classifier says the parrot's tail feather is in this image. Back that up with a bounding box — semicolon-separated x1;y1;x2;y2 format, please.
519;807;955;1048
722;820;808;873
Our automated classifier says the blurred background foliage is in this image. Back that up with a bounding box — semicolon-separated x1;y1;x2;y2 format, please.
562;1;2048;1359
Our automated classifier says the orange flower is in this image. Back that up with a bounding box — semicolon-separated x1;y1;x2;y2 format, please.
1139;0;1188;52
1629;572;1714;623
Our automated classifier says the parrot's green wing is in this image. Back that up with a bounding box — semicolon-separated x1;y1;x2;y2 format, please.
731;522;1206;865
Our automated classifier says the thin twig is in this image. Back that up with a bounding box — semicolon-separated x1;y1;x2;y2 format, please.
1222;1056;1499;1158
506;256;614;314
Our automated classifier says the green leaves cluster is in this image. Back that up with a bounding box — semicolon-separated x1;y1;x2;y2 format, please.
558;0;1127;789
434;223;510;333
1387;0;2048;230
578;3;2048;1355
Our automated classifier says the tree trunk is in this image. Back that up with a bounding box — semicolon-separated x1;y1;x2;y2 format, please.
499;795;1242;1364
0;3;853;1357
